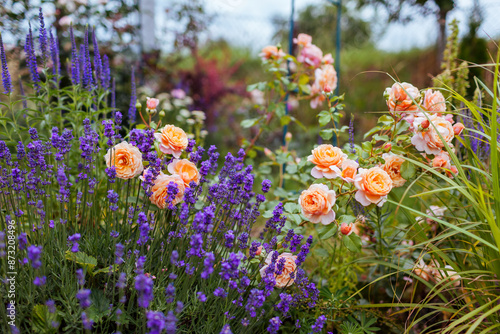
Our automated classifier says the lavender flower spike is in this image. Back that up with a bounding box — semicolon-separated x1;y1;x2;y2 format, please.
0;33;12;94
128;66;137;123
92;28;102;87
69;24;80;85
25;24;40;91
38;8;48;65
49;30;60;76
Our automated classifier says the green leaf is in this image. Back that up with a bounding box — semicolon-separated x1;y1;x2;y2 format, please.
32;305;60;333
280;115;292;126
361;141;373;152
319;224;338;240
87;290;111;323
400;160;416;180
317;110;331;126
286;164;297;174
319;129;334;140
314;247;329;258
65;251;98;274
343;233;362;252
338;215;356;224
241;118;260;128
284;202;299;213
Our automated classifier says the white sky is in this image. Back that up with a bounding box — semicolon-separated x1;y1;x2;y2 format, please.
200;0;500;52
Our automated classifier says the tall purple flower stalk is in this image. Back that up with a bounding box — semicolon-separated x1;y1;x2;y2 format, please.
82;27;93;90
25;25;40;91
0;33;12;94
69;25;80;85
49;30;60;76
129;66;137;123
38;8;48;65
92;28;102;88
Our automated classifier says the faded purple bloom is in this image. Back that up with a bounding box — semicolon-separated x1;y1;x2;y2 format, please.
82;311;94;330
165;311;177;334
146;311;166;334
117;272;127;289
76;268;85;286
135;274;154;308
46;300;56;313
201;252;215;279
128;66;137;123
165;283;175;303
27;245;42;269
197;292;206;302
76;289;91;308
38;8;48;64
213;287;227;298
69;25;80;84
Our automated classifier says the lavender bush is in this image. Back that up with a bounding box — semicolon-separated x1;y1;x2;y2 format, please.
0;12;324;334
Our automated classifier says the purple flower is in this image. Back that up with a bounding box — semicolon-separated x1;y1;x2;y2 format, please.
196;292;206;302
219;252;244;280
82;311;94;330
165;283;175;303
116;272;127;289
146;311;166;334
33;276;46;286
38;8;48;64
165;311;177;334
128;67;137;123
115;243;125;265
213;287;227;298
267;317;282;334
175;301;183;314
69;25;80;85
25;25;40;91
46;300;56;313
76;268;85;286
68;233;81;253
135;274;154;308
296;235;313;266
310;315;327;333
49;30;60;76
27;245;42;269
224;230;235;248
107;189;119;211
220;324;232;334
201;252;215;279
76;289;92;309
276;293;293;315
261;179;271;193
92;28;102;87
246;289;265;318
18;233;27;250
0;32;12;94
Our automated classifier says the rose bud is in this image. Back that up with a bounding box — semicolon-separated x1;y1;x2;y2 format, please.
255;246;262;256
340;222;353;236
285;132;293;142
383;142;392;152
159;110;166;117
146;97;160;111
453;122;465;135
323;85;332;93
421;119;430;129
450;166;458;174
135;100;142;109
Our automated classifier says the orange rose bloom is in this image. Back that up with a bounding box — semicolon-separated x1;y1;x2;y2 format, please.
381;153;406;187
154;125;188;158
149;174;185;209
354;167;393;207
340;159;358;183
259;252;297;288
385;82;421;112
104;141;144;179
259;46;285;60
314;64;337;92
423;89;446;114
298;183;336;225
411;115;454;155
308;144;347;179
167;159;200;187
